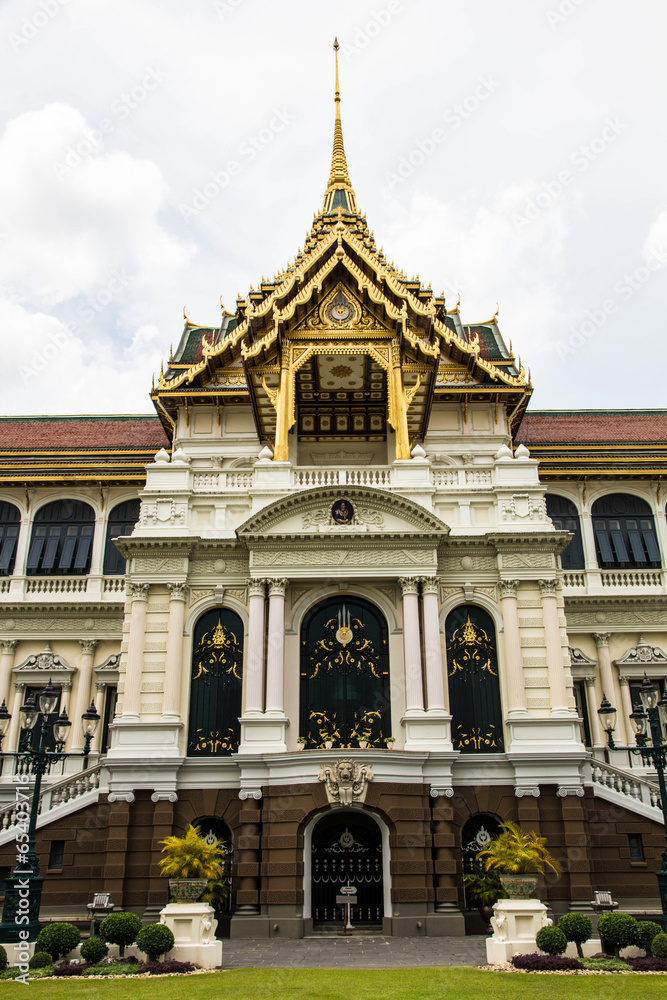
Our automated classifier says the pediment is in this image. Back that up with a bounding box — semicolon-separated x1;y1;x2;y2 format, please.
237;486;449;539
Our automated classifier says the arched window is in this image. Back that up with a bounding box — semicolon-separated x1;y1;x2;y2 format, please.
300;596;390;749
103;499;140;575
187;608;244;757
26;500;95;576
0;502;20;576
545;494;585;570
446;605;503;753
592;494;661;569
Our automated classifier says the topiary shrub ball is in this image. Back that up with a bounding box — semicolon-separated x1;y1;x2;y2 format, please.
536;925;568;956
651;932;667;958
636;920;661;953
99;912;143;959
79;935;109;964
596;912;639;957
34;922;81;961
557;912;592;958
28;952;53;970
136;923;175;961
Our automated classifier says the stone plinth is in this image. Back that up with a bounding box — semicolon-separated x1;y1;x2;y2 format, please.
159;902;222;969
485;898;550;964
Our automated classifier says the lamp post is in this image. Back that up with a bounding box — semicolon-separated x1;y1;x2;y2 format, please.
0;681;100;942
599;674;667;933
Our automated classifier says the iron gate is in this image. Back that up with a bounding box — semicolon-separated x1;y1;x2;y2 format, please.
311;813;383;926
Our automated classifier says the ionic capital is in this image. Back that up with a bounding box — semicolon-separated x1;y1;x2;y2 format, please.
267;578;288;597
79;639;99;656
419;577;440;596
498;579;520;599
593;632;610;648
399;577;419;596
1;640;18;655
248;579;267;598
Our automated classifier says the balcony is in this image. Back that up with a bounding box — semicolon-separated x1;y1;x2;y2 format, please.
0;574;125;603
562;568;667;597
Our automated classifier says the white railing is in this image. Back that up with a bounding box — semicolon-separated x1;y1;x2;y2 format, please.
0;580;9;594
562;572;586;588
294;468;392;488
103;577;125;593
26;577;88;594
601;570;662;588
590;758;661;811
432;469;459;487
193;471;254;490
0;764;102;832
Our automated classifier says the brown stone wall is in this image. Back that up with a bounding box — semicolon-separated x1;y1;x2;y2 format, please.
0;781;662;922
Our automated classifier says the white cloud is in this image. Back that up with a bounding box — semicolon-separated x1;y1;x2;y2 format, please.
0;103;194;307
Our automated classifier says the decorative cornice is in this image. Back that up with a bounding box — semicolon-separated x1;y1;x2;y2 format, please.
614;637;667;667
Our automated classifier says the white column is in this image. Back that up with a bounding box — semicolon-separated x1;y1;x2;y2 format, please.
584;675;603;747
92;682;106;752
0;640;17;708
593;633;615;701
6;682;25;753
618;675;635;746
121;582;149;720
539;579;569;714
265;578;287;715
421;578;445;711
162;583;188;720
400;578;424;712
244;580;266;715
499;579;527;715
71;639;99;750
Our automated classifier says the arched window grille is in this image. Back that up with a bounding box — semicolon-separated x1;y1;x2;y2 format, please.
26;500;95;576
460;813;504;908
187;608;244;757
545;494;585;570
592;493;661;569
446;605;503;753
0;502;20;576
103;499;140;575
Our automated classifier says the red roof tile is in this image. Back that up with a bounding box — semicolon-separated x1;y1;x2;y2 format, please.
517;412;667;444
0;417;169;450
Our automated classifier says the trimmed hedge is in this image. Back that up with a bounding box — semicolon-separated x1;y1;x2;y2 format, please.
80;936;109;964
0;946;7;971
627;956;667;971
99;912;142;959
596;912;638;957
651;932;667;958
511;953;583;971
28;952;52;969
557;913;592;958
636;919;661;953
535;926;568;956
35;923;81;961
136;924;175;961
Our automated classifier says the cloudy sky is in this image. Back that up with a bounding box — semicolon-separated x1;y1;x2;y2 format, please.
0;0;665;415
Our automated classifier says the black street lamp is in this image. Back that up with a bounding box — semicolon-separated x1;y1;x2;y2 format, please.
599;675;667;933
0;682;100;942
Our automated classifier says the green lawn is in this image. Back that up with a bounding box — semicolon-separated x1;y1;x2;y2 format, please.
8;968;667;1000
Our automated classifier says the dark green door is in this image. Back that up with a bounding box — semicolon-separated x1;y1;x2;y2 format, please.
300;597;390;748
446;605;504;753
187;608;243;756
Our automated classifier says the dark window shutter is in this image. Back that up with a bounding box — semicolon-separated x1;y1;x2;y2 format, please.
595;528;614;564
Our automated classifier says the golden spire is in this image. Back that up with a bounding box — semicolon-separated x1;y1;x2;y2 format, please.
322;38;357;215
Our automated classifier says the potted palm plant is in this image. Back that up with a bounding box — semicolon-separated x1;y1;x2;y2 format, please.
476;820;560;899
159;824;224;903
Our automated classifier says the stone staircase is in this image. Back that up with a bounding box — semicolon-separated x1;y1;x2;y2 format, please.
587;757;663;822
0;763;103;846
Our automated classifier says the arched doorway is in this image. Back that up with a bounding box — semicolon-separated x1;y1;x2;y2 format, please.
460;813;503;909
311;812;383;928
300;596;390;748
